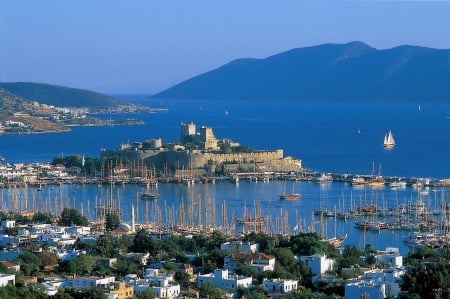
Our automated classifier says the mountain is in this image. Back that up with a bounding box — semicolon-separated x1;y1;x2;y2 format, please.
0;82;126;108
151;41;450;101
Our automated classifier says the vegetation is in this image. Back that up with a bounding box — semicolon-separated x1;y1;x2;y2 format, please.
1;203;449;298
0;82;125;108
59;207;89;226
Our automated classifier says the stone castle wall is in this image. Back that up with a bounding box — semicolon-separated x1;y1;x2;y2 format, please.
101;148;302;175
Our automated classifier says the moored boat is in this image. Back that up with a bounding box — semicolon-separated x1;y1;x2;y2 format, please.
351;175;366;186
279;193;301;200
141;191;159;200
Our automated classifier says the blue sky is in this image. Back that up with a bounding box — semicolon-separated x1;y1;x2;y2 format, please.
1;0;449;94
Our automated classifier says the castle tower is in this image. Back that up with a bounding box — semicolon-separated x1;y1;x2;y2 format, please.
180;122;196;143
200;126;218;150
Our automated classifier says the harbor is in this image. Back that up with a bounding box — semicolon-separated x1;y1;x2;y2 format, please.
1;166;449;256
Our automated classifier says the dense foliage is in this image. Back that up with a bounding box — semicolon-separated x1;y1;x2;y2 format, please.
59;207;89;226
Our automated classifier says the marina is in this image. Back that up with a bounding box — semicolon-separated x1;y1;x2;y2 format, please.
0;171;448;256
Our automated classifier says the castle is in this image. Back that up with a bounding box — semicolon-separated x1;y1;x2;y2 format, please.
101;122;302;177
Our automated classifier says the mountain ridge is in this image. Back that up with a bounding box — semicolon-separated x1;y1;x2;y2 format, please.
0;82;126;108
151;41;450;101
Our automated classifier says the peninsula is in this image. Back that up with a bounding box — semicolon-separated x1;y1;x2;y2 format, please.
0;84;164;134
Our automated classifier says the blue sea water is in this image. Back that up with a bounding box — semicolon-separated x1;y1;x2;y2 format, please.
0;97;449;255
1;97;449;178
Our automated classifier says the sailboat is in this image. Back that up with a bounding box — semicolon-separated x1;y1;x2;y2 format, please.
383;130;395;148
278;180;301;200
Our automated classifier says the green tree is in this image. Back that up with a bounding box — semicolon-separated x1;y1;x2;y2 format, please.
270;247;298;272
174;271;192;288
290;233;328;256
16;251;41;276
32;212;54;224
59;207;88;226
400;263;450;298
132;229;153;253
206;230;227;250
135;289;156;299
76;254;96;275
199;282;226;299
105;213;120;232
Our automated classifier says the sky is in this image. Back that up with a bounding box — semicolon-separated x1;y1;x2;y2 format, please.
1;0;449;95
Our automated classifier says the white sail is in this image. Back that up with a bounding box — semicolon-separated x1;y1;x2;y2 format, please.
384;130;395;147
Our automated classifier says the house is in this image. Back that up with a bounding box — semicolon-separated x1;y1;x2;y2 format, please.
263;278;298;294
197;269;252;292
72;276;116;290
345;268;405;299
0;220;15;229
40;277;70;296
299;254;336;276
0;260;20;272
107;281;134;299
376;247;403;268
0;273;15;287
0;234;20;247
224;253;275;272
124;269;181;299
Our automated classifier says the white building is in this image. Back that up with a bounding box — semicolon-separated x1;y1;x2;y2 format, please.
345;279;386;299
300;254;336;276
263;278;298;294
345;268;405;299
224;253;275;272
0;273;15;287
0;220;16;229
72;276;115;290
197;269;252;292
376;247;403;268
220;241;260;253
124;269;181;299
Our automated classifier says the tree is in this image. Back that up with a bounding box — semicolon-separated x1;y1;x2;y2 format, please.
199;282;225;299
76;254;96;275
290;233;328;256
400;263;450;298
39;251;58;270
105;213;120;232
135;289;156;299
174;271;192;288
206;230;227;250
32;212;54;224
16;251;41;276
132;229;153;253
59;207;88;226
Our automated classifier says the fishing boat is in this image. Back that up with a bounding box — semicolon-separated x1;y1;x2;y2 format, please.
383;130;395;148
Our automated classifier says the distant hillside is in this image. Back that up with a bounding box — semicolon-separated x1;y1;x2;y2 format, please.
152;41;450;101
0;82;126;108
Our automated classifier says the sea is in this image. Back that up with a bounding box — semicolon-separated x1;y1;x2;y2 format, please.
1;96;449;256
